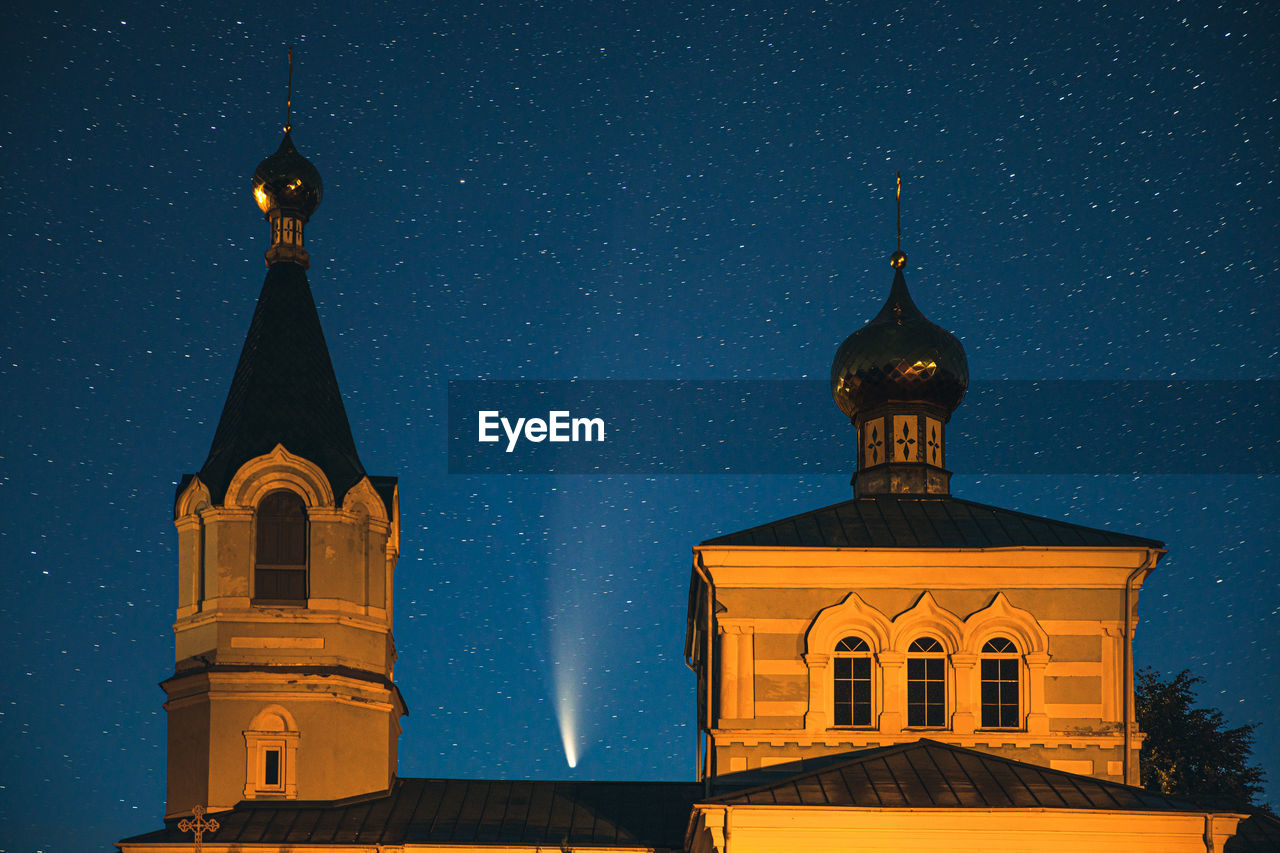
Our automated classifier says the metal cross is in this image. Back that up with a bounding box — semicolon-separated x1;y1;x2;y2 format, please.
177;804;220;852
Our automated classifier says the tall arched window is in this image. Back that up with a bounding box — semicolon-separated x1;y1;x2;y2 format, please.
980;637;1020;728
907;637;946;727
254;490;307;605
833;636;873;726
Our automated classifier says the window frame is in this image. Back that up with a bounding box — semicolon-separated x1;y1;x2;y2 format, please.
253;489;309;606
906;636;948;729
242;707;299;800
832;636;874;728
979;636;1022;730
257;741;286;793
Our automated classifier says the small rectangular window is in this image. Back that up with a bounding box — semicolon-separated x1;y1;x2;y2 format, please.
263;748;280;787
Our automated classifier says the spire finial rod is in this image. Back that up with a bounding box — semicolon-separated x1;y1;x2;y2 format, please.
896;171;902;252
890;172;907;270
284;45;294;133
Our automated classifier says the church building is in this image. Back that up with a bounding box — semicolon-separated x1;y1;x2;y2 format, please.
116;110;1275;852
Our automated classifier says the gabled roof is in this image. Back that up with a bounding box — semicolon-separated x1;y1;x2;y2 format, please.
701;495;1164;549
196;262;367;505
120;778;704;849
706;739;1194;811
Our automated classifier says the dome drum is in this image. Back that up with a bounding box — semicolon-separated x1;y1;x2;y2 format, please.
853;461;953;498
852;406;953;497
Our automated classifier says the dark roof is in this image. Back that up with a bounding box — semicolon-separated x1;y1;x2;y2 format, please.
701;495;1164;549
1226;809;1280;853
709;739;1197;811
120;778;704;849
119;750;1273;849
196;262;367;506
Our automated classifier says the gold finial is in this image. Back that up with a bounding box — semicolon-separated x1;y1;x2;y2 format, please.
890;171;907;270
177;804;220;852
284;45;294;133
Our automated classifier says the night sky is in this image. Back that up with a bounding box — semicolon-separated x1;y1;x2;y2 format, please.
2;1;1277;849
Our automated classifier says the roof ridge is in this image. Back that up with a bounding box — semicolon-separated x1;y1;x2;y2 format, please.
700;495;1164;549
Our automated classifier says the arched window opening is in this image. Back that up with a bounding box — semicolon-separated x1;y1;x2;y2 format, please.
833;636;872;726
254;490;307;605
907;636;946;727
981;636;1020;728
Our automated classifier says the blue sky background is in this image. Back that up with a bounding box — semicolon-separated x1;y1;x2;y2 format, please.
1;1;1276;849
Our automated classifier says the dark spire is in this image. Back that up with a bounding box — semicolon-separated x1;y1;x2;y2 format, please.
196;54;364;505
198;263;365;504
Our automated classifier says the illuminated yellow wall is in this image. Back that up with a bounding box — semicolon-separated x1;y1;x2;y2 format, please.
692;544;1160;785
165;446;402;817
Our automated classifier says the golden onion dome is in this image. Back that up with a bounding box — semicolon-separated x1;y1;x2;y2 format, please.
831;254;969;421
251;131;323;219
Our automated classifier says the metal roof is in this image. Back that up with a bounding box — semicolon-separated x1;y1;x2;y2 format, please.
708;739;1196;811
119;746;1276;850
120;778;703;849
701;495;1164;549
194;262;369;507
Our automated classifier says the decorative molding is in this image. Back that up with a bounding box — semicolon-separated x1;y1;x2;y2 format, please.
805;592;892;655
888;591;964;653
224;444;335;509
242;705;299;799
175;477;212;520
230;637;324;649
341;476;390;525
961;593;1050;655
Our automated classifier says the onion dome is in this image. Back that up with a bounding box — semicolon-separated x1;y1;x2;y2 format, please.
831;252;969;422
252;131;323;220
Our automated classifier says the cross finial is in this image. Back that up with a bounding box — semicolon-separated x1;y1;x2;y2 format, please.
284;45;294;133
177;804;220;852
890;172;907;269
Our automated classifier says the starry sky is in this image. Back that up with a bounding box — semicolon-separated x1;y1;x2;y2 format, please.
1;1;1277;849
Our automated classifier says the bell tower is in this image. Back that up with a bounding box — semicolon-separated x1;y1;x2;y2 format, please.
164;63;404;818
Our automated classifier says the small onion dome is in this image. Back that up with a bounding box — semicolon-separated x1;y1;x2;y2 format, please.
252;131;323;220
831;258;968;421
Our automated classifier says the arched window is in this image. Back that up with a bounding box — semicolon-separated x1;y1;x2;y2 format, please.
907;636;946;727
833;636;873;726
981;637;1020;728
243;706;299;799
254;490;307;605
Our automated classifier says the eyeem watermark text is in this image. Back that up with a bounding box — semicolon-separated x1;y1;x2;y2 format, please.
478;410;606;453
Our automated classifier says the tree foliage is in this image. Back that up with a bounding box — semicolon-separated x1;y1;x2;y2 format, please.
1136;667;1267;811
